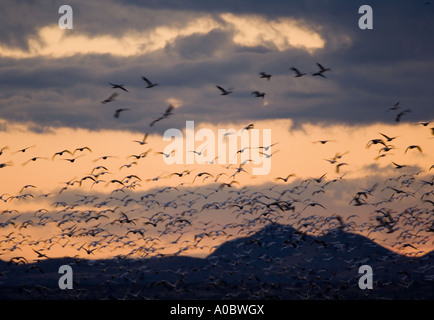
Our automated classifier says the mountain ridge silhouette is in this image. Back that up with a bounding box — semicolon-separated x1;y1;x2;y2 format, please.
0;223;432;299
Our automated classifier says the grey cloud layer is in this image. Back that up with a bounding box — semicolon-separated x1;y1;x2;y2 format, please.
0;0;433;133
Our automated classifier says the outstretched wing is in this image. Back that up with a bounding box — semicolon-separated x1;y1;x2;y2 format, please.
216;85;226;94
142;76;152;86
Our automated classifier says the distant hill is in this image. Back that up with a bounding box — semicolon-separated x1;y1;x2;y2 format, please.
0;224;432;299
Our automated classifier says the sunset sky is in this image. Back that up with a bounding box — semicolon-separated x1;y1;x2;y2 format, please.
0;0;433;262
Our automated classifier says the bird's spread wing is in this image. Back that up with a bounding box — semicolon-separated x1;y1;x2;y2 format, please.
142;77;152;86
216;85;226;93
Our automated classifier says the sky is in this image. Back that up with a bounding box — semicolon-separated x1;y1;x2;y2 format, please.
0;0;433;262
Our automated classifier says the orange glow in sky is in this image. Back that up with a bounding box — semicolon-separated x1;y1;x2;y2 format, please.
1;118;433;262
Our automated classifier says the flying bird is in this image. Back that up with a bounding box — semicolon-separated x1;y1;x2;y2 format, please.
22;157;47;166
216;85;233;95
94;155;116;162
74;146;92;155
366;139;387;148
0;146;9;156
149;104;175;127
20;184;36;193
251;91;266;98
155;150;175;158
395;109;411;122
0;162;12;169
114;108;130;119
193;172;214;183
242;123;254;132
52;150;73;160
162;104;175;117
142;76;159;88
314;140;335;145
100;92;119;104
386;101;400;112
62;155;84;163
32;249;49;259
259;72;272;81
290;67;306;77
257;143;278;151
302;202;326;212
119;161;138;170
311;71;326;78
275;174;296;182
109;82;128;92
133;133;149;145
379;133;398;142
335;162;349;173
392;161;407;169
402;244;417;250
259;149;280;158
15;145;35;154
405;145;422;153
316;62;331;73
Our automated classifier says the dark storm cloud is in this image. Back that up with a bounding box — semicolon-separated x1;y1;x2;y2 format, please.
0;0;204;48
0;0;55;50
0;0;433;132
164;29;234;61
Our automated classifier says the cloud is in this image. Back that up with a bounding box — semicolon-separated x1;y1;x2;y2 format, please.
220;13;325;52
0;18;220;58
165;29;233;60
0;11;326;59
0;0;433;132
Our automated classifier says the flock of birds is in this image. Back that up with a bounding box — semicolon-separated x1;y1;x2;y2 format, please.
0;60;433;299
97;62;333;123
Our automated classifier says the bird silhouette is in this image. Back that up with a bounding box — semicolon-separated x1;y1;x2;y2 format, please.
405;145;422;153
142;76;159;88
366;139;386;148
100;92;119;104
114;108;130;119
379;133;398;142
275;174;296;182
109;82;128;92
62;155;84;163
149;104;175;127
314;140;335;145
22;157;47;166
15;145;35;154
311;71;326;78
32;249;49;259
259;149;280;158
52;150;73;160
392;161;407;169
386;101;400;112
155;150;175;158
242;123;254;132
316;62;331;73
216;85;233;95
251;91;266;98
290;67;306;77
133;133;149;145
395;109;411;122
0;161;13;169
0;146;9;156
259;72;272;81
335;162;349;173
74;147;92;155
